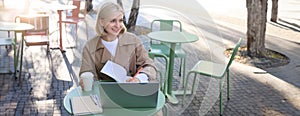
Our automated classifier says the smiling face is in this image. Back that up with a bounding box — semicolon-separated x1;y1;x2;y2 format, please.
102;12;124;40
95;2;126;40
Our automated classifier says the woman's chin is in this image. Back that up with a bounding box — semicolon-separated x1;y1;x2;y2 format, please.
112;31;121;35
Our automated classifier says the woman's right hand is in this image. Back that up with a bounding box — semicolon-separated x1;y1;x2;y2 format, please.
79;79;84;89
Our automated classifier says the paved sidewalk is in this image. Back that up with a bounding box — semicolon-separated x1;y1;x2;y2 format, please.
0;0;300;116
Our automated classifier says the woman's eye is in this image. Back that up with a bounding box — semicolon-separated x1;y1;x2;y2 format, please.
110;19;123;23
110;19;116;23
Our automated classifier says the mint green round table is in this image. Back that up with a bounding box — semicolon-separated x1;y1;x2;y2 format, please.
63;82;165;115
147;31;199;104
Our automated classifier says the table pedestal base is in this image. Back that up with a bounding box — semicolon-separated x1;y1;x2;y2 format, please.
166;90;193;104
173;90;192;95
166;93;179;104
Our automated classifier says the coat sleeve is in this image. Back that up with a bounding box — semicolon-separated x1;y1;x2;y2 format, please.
79;42;98;80
135;37;158;82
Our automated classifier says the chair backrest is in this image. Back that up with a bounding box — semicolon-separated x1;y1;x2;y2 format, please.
66;0;86;19
150;19;182;45
225;38;242;70
151;19;182;32
15;14;49;36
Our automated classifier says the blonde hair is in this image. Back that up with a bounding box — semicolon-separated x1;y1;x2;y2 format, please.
95;2;126;37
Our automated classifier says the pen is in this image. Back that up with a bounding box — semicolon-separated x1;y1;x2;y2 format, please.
90;94;98;105
94;94;100;106
129;67;143;82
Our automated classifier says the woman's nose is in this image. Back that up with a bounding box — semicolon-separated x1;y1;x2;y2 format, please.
115;21;121;27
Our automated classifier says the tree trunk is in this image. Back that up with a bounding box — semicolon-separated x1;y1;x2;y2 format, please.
126;0;140;31
85;0;93;12
116;0;127;26
246;0;268;58
270;0;278;22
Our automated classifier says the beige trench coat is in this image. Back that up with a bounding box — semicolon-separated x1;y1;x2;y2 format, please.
79;32;157;82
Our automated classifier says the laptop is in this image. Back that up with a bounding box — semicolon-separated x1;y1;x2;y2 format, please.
97;82;159;108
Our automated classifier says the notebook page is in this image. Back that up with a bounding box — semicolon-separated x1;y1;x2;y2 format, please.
100;60;128;82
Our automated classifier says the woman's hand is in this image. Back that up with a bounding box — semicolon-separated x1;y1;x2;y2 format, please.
127;73;149;83
126;77;141;83
79;79;85;89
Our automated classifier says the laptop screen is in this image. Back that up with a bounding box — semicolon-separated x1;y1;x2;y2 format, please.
97;82;159;108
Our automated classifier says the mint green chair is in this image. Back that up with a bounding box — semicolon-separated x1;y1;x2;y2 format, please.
182;38;242;115
149;19;186;78
148;52;169;94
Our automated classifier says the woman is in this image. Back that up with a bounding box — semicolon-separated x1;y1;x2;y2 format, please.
79;2;157;85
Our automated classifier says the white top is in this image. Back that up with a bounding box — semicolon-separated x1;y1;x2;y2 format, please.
101;38;118;57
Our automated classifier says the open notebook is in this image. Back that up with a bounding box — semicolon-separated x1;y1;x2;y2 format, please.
100;60;131;82
71;95;103;115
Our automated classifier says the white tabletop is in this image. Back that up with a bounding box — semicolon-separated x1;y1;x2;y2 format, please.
0;22;34;31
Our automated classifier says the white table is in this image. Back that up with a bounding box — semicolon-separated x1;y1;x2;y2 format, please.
0;22;34;85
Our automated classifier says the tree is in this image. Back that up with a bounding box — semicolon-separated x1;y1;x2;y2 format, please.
86;0;93;12
270;0;279;22
246;0;268;57
116;0;127;26
117;0;140;31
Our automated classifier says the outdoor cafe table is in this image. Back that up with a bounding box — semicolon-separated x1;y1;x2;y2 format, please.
147;31;199;104
50;4;77;52
0;21;34;85
63;82;166;116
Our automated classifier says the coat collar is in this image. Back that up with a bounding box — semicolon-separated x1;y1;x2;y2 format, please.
94;32;136;52
93;32;137;63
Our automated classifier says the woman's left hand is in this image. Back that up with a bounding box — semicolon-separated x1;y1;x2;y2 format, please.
79;79;84;89
126;77;140;83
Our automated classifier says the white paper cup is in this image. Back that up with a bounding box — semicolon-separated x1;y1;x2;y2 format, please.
81;72;94;91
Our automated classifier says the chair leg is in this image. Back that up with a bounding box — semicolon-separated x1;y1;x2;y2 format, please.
158;71;163;91
182;72;196;105
227;70;230;100
179;57;185;77
148;52;169;95
183;57;186;80
219;79;223;116
163;104;169;116
46;44;49;55
181;57;186;88
191;73;197;94
179;58;182;76
182;72;191;105
13;32;18;78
